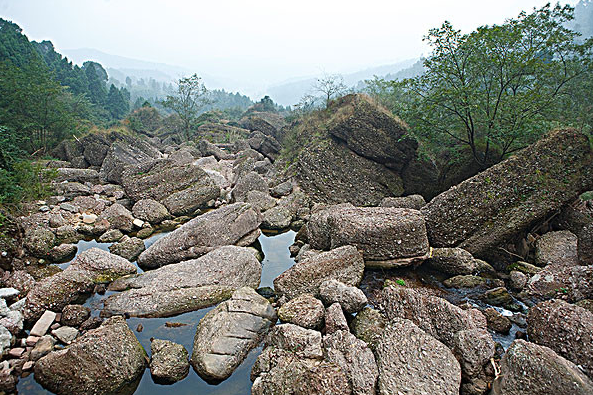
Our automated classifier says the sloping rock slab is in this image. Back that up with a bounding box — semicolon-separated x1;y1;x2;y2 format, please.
422;129;593;263
34;316;147;395
103;246;261;318
191;287;276;381
137;203;261;269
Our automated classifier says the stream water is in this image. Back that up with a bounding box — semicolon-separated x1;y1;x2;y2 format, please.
17;227;519;394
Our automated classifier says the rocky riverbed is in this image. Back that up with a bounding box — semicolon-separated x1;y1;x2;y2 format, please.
0;94;592;395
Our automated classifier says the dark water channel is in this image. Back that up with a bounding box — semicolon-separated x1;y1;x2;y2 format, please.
17;230;296;395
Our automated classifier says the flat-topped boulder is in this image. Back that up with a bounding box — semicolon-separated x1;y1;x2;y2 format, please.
100;135;162;184
422;129;593;265
308;205;429;267
24;248;137;321
191;287;276;381
137;203;261;269
274;245;365;299
103;246;261;318
121;158;220;216
34;316;147;395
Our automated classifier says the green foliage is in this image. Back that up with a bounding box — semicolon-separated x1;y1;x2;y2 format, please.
0;159;57;205
395;278;406;286
368;4;593;167
106;84;130;119
161;74;210;140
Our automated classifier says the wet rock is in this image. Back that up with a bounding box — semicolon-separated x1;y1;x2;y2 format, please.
108;236;145;261
323;330;378;395
103;246;261;317
427;247;477;275
34;316;147;395
483;308;512;334
527;299;593;378
25;248;137;321
30;335;55;361
325;303;349;334
131;199;170;224
483;287;521;311
535;230;579;267
150;339;189;384
231;171;269;202
375;318;461;395
61;305;91;327
48;243;77;263
491;339;593;395
274;245;364;300
509;261;542;275
79;316;102;331
379;194;426;210
524;264;593;303
97;203;134;232
319;280;367;314
191;287;276;381
121;158;220;216
350;307;387;349
422;129;593;266
23;227;56;258
137;203;261;269
277;293;325;329
442;275;502;289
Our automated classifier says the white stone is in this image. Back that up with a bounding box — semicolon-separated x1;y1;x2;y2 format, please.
0;288;19;300
30;310;57;337
51;326;79;344
0;326;12;356
132;218;144;228
82;213;98;224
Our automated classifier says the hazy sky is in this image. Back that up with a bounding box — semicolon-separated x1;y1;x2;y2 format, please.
0;0;579;86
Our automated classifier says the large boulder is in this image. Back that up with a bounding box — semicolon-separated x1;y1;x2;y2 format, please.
97;203;134;233
294;138;404;206
25;248;136;321
323;330;378;395
527;299;593;378
426;247;477;275
524;264;593;303
274;245;365;299
535;230;579;267
191;287;276;381
137;203;261;269
374;318;461;395
131;198;170;224
422;129;593;265
327;94;417;172
34;316;147;395
100;135;162;184
54;168;99;184
277;293;325;329
307;205;429;267
318;280;367;314
491;339;593;395
81;133;110;166
248;131;282;161
103;246;261;317
150;339;189;384
231;171;269;202
578;223;593;265
121;158;220;216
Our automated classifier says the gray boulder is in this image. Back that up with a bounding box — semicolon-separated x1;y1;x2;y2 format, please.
97;203;134;233
319;280;367;314
34;316;147;395
427;247;477;275
325;303;349;334
525;264;593;303
231;171;269;202
274;245;365;299
100;136;161;184
491;339;593;395
579;223;593;265
150;339;189;384
375;318;461;395
379;194;426;210
25;248;137;321
131;199;170;224
137;203;261;269
23;227;56;258
121;158;220;216
108;236;145;261
422;129;593;266
527;299;593;378
248;131;282;161
277;293;325;329
54;168;99;184
191;287;276;381
53;182;91;199
103;246;261;318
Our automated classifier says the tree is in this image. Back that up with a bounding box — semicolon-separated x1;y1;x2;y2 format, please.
397;4;592;167
313;73;347;109
161;74;210;140
106;84;129;119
